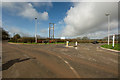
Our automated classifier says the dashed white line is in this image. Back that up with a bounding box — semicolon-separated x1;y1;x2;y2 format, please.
57;55;80;78
70;66;74;70
58;56;62;59
64;61;69;64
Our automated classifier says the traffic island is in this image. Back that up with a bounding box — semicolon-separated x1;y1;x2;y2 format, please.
101;44;120;53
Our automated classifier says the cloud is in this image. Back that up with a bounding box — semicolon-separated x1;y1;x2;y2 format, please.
80;28;118;39
58;20;64;24
62;2;118;39
32;2;52;7
4;26;31;37
2;2;49;20
40;29;48;33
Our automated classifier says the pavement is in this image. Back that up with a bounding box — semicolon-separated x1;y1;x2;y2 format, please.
2;41;118;78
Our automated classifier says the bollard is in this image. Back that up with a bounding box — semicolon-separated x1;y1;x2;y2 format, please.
75;47;78;49
75;41;78;49
112;34;115;48
66;41;69;47
75;41;78;46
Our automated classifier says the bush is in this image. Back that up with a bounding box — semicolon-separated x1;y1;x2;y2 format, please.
8;38;15;42
21;37;35;43
13;34;21;40
37;40;43;43
1;28;10;40
9;37;35;43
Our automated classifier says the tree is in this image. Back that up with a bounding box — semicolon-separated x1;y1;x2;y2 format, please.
1;28;10;40
76;37;81;40
13;34;21;40
82;36;89;40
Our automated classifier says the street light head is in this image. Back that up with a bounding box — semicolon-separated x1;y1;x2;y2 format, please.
105;13;110;16
35;18;37;19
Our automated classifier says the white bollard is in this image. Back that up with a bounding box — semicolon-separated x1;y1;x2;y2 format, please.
112;34;115;48
75;41;78;49
75;47;78;49
66;41;69;47
75;41;78;46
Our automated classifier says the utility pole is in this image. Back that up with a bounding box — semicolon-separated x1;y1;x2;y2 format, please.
105;13;110;45
35;18;37;43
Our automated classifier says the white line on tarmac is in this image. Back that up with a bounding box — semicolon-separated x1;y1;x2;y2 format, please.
57;55;80;78
70;66;74;70
58;56;62;59
64;61;69;64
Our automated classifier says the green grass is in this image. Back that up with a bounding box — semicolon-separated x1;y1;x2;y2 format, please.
101;43;120;51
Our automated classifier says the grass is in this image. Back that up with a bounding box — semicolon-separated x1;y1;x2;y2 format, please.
101;43;120;51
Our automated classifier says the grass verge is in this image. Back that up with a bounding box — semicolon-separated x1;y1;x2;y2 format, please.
101;43;120;51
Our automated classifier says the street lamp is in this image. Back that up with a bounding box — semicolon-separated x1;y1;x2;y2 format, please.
105;13;110;45
35;17;37;43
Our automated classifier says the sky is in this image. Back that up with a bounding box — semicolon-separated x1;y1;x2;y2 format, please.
1;2;119;39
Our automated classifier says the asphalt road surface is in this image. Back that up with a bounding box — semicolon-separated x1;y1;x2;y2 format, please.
2;42;118;78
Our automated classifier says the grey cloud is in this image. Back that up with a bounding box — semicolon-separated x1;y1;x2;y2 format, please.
62;2;118;39
4;26;32;37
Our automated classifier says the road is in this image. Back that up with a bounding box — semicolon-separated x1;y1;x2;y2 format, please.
2;42;118;78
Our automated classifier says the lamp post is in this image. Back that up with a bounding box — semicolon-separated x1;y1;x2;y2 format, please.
35;18;37;43
105;13;110;45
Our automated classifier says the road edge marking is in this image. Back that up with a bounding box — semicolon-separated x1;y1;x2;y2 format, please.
100;47;120;53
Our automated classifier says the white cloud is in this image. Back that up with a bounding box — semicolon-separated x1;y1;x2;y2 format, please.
39;28;48;37
62;2;118;39
2;2;49;20
40;28;47;33
80;28;118;39
4;26;31;37
58;20;64;24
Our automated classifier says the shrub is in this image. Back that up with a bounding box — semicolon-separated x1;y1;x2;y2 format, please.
13;34;21;40
21;37;35;43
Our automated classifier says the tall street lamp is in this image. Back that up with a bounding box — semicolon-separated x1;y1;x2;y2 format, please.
105;13;110;45
35;17;37;43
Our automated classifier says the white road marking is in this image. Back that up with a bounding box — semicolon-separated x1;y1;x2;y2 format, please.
58;56;62;59
70;67;74;70
64;61;69;64
57;55;80;78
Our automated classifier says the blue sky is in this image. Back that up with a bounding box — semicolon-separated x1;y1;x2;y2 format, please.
2;2;73;38
2;2;118;39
